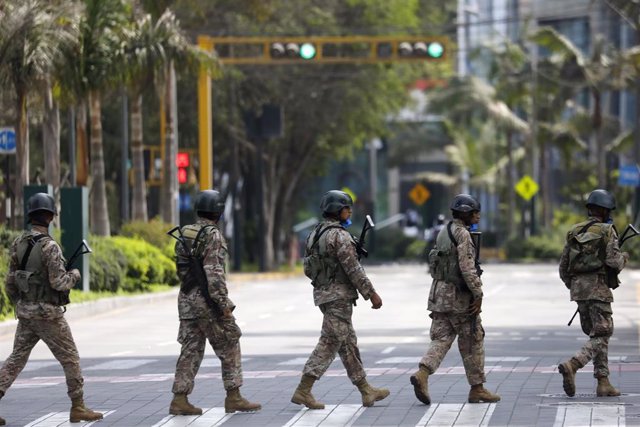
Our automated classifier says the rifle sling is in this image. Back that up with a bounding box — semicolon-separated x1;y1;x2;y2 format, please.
309;224;343;252
20;234;48;271
191;225;222;316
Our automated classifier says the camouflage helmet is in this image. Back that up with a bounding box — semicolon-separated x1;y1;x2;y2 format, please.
320;190;353;215
194;189;225;215
450;194;481;213
27;193;57;216
586;189;616;210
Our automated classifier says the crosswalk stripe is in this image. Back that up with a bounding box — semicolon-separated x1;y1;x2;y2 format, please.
553;405;625;427
416;403;496;427
85;359;157;371
24;410;114;427
283;404;364;427
151;408;233;427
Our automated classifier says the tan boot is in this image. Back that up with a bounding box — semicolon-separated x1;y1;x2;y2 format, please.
291;375;325;409
355;378;390;407
597;377;621;397
558;359;580;397
70;398;103;423
224;387;261;413
0;415;5;426
169;393;203;416
410;367;431;405
468;385;501;403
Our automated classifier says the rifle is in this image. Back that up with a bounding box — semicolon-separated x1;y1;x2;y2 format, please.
567;223;640;326
65;240;92;271
167;226;223;317
469;231;482;333
355;215;375;261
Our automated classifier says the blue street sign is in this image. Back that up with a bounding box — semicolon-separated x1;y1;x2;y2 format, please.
0;127;16;154
618;165;640;187
179;192;192;212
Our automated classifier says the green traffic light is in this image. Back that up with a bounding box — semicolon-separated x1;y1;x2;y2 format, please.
427;42;444;58
299;43;316;60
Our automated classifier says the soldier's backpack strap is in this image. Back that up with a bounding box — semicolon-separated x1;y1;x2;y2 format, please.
446;222;458;247
19;234;49;270
192;225;216;257
308;224;343;252
577;220;599;236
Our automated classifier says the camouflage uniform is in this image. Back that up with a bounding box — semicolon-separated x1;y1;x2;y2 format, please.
421;219;486;385
559;218;626;378
302;220;376;384
172;219;243;394
0;225;84;399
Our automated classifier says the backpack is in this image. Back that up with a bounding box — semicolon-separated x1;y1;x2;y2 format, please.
303;224;343;287
567;220;609;275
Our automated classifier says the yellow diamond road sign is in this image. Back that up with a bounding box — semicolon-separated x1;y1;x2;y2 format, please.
515;175;539;201
341;187;357;203
409;183;431;206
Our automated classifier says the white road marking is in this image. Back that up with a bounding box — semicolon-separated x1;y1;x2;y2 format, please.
485;357;529;362
152;408;233;427
553;404;625;427
85;359;156;371
258;313;272;319
416;403;496;426
381;346;396;354
284;305;296;312
108;350;134;357
25;410;114;427
157;340;178;347
22;361;59;372
278;357;309;366
377;356;527;364
202;357;251;368
284;404;364;427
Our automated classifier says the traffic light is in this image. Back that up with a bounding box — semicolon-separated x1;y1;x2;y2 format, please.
270;42;317;60
176;152;189;185
397;41;445;59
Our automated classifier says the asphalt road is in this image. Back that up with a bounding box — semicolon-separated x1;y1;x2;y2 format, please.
0;263;639;426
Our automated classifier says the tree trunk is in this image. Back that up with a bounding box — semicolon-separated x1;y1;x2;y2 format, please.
130;93;148;221
593;88;605;187
89;91;110;236
43;81;60;226
76;101;89;186
14;87;28;229
161;62;178;225
540;139;552;228
506;129;515;238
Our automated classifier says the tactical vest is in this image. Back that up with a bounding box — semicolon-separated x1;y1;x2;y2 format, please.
566;220;609;275
303;223;350;287
15;233;69;306
175;223;214;294
428;222;468;291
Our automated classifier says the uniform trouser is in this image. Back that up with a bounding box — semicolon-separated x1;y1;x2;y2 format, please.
172;317;243;394
420;312;486;386
303;299;366;384
571;300;613;378
0;317;83;399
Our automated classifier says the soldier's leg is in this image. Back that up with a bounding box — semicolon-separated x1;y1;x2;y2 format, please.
571;301;610;371
208;317;243;391
454;315;486;386
302;301;346;380
172;320;206;395
0;320;39;395
419;312;456;375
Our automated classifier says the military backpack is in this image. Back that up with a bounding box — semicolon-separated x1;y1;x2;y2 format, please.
303;223;348;287
566;220;609;275
428;222;470;292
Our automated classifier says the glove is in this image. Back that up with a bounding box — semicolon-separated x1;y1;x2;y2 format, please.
70;268;81;283
370;292;383;309
469;297;482;316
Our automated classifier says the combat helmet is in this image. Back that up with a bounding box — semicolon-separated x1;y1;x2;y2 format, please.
586;189;616;210
320;190;353;215
450;194;481;213
194;190;225;215
27;193;57;216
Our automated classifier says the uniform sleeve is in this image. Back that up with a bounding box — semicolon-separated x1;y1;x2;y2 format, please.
41;240;79;291
201;229;235;311
5;238;20;303
558;240;571;287
604;227;626;273
329;229;376;300
455;227;483;299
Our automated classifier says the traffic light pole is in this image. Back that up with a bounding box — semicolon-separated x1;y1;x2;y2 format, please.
197;36;214;191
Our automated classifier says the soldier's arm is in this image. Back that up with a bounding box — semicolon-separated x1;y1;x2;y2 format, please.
202;230;235;311
42;240;79;291
604;227;626;272
330;229;376;300
558;242;571;287
5;238;20;303
455;228;483;299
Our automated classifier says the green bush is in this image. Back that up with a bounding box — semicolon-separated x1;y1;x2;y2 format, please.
404;239;428;262
88;236;128;292
370;228;418;261
505;233;564;260
120;217;175;259
111;236;178;290
0;246;12;319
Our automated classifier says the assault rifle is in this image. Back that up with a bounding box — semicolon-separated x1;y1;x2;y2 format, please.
167;226;223;317
65;240;92;271
567;223;640;326
355;215;375;261
469;231;483;333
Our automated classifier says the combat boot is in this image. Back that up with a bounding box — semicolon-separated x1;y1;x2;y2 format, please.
224;387;261;413
0;415;4;426
291;374;325;409
70;398;103;423
468;385;501;403
410;367;431;405
355;378;390;407
597;377;621;397
169;393;203;416
558;359;581;397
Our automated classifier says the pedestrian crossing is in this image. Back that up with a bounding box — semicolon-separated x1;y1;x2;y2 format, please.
24;410;115;427
416;403;496;426
283;404;365;427
152;408;233;427
553;404;626;427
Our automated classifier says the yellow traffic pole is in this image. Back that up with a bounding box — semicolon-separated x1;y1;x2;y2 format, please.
197;36;213;190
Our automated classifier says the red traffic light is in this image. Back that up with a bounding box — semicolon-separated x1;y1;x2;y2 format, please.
176;152;189;168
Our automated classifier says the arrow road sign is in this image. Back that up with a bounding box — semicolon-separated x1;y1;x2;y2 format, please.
0;127;16;154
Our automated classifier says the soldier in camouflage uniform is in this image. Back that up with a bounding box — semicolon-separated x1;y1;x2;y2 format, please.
411;194;500;405
291;190;389;409
169;190;260;415
0;193;102;425
558;189;628;397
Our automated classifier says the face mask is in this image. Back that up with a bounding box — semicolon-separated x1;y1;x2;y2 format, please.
469;223;479;232
340;218;352;228
605;217;613;224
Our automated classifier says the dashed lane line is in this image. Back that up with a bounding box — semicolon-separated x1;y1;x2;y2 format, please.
283;404;364;427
